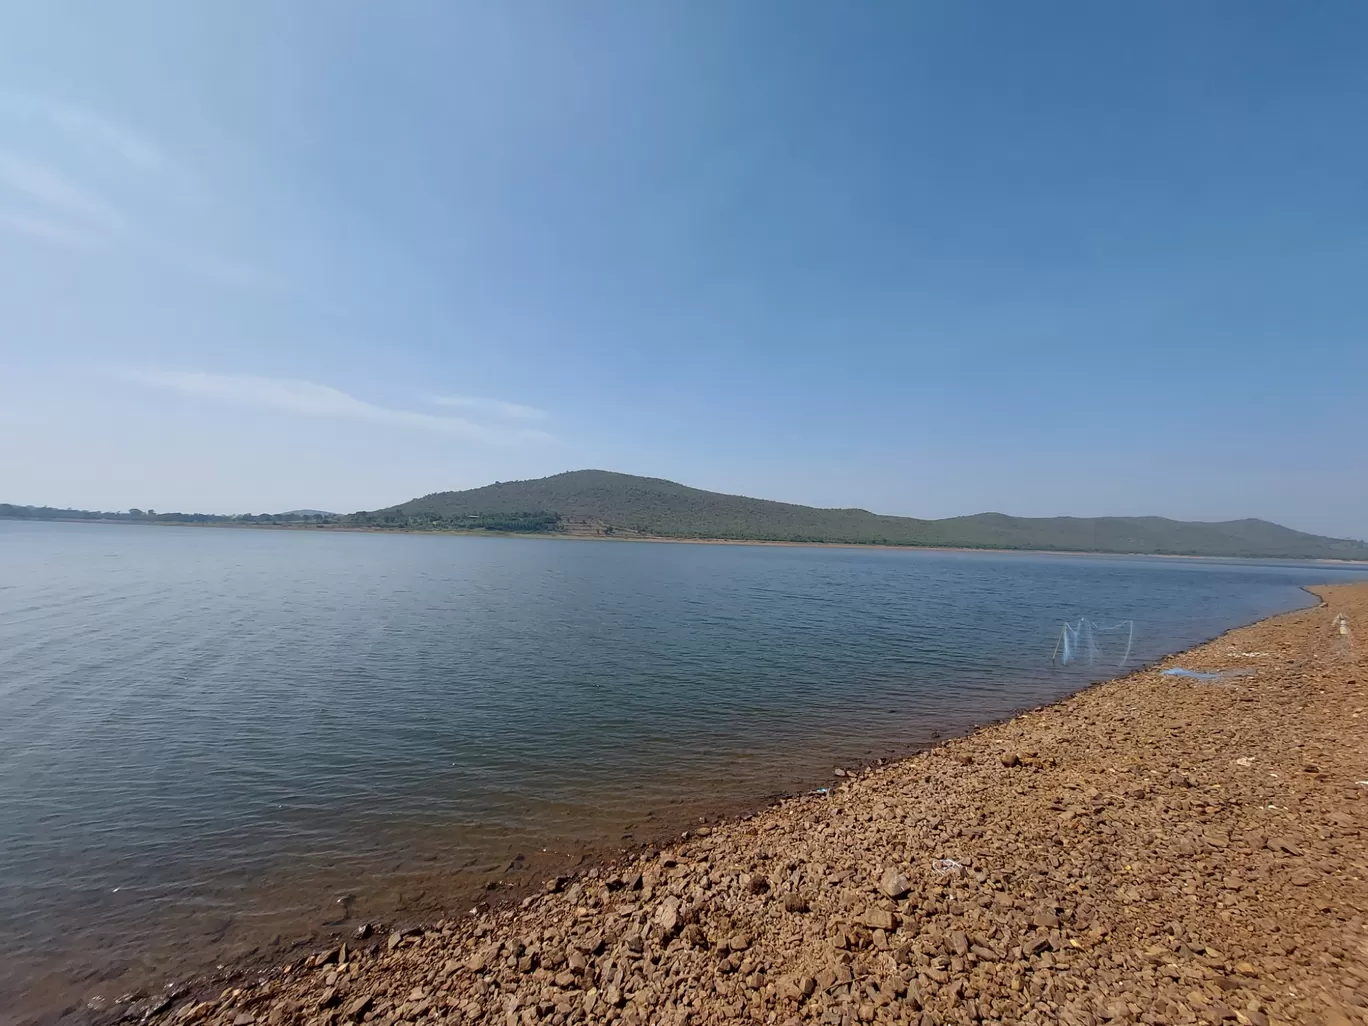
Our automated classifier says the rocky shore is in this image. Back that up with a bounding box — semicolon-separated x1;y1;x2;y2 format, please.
110;584;1368;1026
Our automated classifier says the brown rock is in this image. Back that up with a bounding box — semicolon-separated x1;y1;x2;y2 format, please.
342;995;372;1021
878;868;911;899
861;908;897;931
655;896;681;935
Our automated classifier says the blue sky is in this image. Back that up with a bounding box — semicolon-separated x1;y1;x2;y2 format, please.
1;3;1365;538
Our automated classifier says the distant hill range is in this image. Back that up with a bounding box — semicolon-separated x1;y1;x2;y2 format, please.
368;469;1368;560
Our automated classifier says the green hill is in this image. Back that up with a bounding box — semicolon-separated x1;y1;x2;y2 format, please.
364;470;1368;559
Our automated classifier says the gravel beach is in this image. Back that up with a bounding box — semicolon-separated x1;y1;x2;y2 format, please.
106;583;1368;1026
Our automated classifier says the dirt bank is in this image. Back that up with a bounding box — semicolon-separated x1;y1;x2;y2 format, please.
105;585;1368;1026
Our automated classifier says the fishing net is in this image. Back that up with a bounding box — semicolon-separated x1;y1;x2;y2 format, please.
1051;618;1135;669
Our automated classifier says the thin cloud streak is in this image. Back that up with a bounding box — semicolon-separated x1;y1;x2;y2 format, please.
430;395;548;420
0;208;104;250
1;94;167;171
0;152;125;230
0;95;269;292
122;370;554;444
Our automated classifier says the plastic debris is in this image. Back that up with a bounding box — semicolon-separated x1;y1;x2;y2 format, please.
1329;614;1356;661
1234;756;1254;767
1161;667;1253;681
931;858;965;874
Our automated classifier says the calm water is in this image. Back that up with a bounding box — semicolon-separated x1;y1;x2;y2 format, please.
2;521;1365;1020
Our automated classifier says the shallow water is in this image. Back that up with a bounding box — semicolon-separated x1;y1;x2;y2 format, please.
2;520;1363;1019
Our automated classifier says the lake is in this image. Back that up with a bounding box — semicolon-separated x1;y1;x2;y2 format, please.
2;520;1364;1021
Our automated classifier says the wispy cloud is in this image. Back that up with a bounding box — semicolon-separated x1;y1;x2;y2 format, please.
0;152;125;231
0;208;104;251
0;95;272;289
1;94;167;172
430;395;549;420
122;370;554;444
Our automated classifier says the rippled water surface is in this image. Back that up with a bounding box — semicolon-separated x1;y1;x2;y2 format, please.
2;520;1364;1019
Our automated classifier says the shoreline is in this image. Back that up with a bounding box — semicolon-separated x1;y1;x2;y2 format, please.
8;516;1367;565
69;582;1368;1026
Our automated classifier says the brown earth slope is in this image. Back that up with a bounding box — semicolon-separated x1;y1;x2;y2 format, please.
143;584;1368;1026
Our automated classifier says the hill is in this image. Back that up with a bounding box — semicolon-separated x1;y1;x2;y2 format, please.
367;470;1368;559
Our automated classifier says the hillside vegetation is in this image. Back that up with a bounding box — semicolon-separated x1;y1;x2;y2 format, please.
377;470;1368;559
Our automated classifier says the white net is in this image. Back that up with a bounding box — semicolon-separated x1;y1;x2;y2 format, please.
1051;618;1135;669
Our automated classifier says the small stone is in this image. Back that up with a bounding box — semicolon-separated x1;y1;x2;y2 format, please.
729;933;751;951
878;868;911;899
656;896;681;935
343;995;373;1021
387;931;403;951
783;893;810;913
861;908;897;931
1024;935;1050;956
1000;753;1020;768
